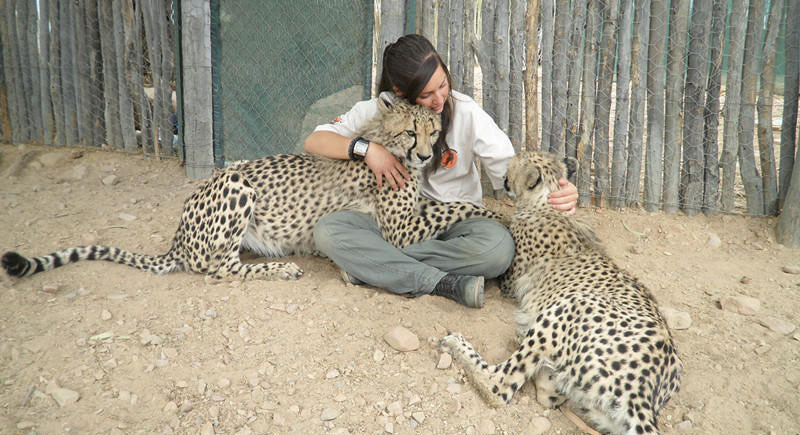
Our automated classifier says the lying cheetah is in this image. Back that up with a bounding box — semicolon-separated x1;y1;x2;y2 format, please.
2;93;496;281
441;151;682;435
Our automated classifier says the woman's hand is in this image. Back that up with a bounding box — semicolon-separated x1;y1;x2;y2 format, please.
548;178;579;216
365;143;410;190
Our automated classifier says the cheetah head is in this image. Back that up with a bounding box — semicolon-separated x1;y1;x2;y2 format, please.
505;151;577;207
372;92;441;168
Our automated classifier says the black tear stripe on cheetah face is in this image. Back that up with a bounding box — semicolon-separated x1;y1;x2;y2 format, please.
442;151;682;435
2;93;498;282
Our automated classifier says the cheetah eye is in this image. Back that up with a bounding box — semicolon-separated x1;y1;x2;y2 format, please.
405;130;417;137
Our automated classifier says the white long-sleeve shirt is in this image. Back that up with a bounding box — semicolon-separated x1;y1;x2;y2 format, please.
313;90;515;206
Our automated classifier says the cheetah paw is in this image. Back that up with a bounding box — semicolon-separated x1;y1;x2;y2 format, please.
276;262;304;280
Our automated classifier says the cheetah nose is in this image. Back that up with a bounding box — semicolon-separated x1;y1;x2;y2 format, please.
417;153;431;162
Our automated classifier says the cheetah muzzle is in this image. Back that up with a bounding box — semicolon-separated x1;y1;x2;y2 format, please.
441;151;682;435
2;92;499;282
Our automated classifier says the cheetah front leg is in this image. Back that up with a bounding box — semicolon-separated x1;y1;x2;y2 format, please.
204;175;303;281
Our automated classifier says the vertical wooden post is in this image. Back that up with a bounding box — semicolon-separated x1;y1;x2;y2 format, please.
611;0;634;208
720;1;747;211
448;0;464;89
755;0;782;216
462;0;475;99
564;0;587;159
508;0;524;151
780;0;800;208
377;0;406;94
524;0;541;151
593;0;619;207
576;0;600;205
38;0;54;144
644;0;668;211
539;0;553;151
479;0;495;118
548;0;568;155
494;0;510;134
624;0;651;207
701;0;726;214
182;0;215;178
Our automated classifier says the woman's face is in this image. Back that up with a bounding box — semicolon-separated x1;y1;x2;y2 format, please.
413;65;450;114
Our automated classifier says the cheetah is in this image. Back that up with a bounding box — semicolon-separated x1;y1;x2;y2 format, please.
2;93;496;281
441;151;682;435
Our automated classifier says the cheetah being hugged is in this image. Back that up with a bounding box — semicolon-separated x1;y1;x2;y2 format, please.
2;92;495;281
441;151;682;435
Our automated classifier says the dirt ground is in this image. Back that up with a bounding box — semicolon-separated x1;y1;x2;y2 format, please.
1;143;798;435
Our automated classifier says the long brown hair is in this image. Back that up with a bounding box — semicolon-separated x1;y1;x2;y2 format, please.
378;34;453;171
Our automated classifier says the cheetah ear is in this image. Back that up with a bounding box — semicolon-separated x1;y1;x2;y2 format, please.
563;157;578;180
377;91;398;113
527;167;542;190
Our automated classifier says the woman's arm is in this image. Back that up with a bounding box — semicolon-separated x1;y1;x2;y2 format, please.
303;131;410;190
548;178;579;216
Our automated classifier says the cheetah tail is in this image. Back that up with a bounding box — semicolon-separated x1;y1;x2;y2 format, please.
1;246;181;278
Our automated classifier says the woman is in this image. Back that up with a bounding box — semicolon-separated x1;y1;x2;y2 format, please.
304;34;577;308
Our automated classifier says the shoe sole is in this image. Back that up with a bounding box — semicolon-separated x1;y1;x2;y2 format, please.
469;276;485;308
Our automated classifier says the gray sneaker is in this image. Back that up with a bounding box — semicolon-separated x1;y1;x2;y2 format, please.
432;274;485;308
340;269;364;286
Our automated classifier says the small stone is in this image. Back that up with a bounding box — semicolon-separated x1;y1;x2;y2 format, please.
103;358;118;369
386;401;403;416
208;405;220;418
286;304;299;314
477;419;496;434
180;399;193;413
782;265;800;274
163;401;178;413
446;383;462;394
437;352;452;369
326;369;340;379
383;326;420;352
527;416;551;435
758;316;796;335
65;291;78;302
707;233;722;248
740;276;751;284
42;284;59;294
118;213;137;222
412;412;425;424
200;422;215;435
118;390;131;402
373;349;385;362
47;384;80;407
719;295;760;316
101;309;112;321
320;407;340;421
384;422;394;433
217;377;231;389
660;306;692;330
676;420;693;432
102;175;118;186
162;347;178;359
16;421;36;430
205;309;217;319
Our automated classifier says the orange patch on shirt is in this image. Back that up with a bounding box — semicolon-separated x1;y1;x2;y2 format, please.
441;149;458;168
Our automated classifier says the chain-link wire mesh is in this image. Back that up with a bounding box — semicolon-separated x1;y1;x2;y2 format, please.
0;0;177;158
418;0;794;217
213;0;373;163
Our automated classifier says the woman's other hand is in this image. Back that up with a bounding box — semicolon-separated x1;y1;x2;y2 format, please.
548;178;579;216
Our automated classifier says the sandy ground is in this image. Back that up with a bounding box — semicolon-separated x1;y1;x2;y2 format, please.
1;143;799;435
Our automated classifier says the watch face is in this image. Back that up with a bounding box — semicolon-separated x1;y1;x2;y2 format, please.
355;140;369;156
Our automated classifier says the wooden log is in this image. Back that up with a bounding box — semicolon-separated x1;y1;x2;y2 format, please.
6;1;28;142
23;0;43;142
419;0;436;44
14;0;33;142
0;0;21;142
776;144;800;247
779;0;800;209
0;30;9;142
462;0;475;98
719;1;747;211
539;0;553;151
548;0;568;155
448;0;464;90
755;0;782;216
142;0;163;156
133;0;152;155
494;0;510;133
576;0;601;205
524;0;541;150
624;0;651;207
84;0;105;147
610;0;634;209
592;0;619;207
158;0;175;157
479;0;495;119
662;0;689;213
508;0;524;151
98;0;122;148
47;0;65;146
38;0;54;144
73;0;92;145
378;0;405;94
644;0;668;211
182;0;215;178
113;0;138;152
680;0;711;216
737;0;766;215
701;0;727;214
564;0;587;159
60;0;79;145
437;0;449;65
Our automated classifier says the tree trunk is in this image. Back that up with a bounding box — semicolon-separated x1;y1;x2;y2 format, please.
84;0;105;147
133;0;152;155
755;0;781;216
0;25;9;142
776;141;800;247
479;0;495;119
448;0;464;90
509;0;525;151
592;0;619;207
576;0;601;205
49;0;66;146
564;0;587;159
662;0;689;213
494;0;511;133
6;1;27;142
720;1;747;211
158;0;175;157
624;0;651;207
38;0;54;144
548;0;569;155
182;0;215;178
99;0;121;148
738;0;766;215
60;0;79;145
15;0;34;142
539;0;554;151
437;0;449;65
113;0;138;152
0;0;20;142
680;0;711;215
644;0;668;211
701;0;727;214
73;0;92;145
524;0;541;150
23;0;43;142
779;0;800;209
462;0;476;99
610;0;634;208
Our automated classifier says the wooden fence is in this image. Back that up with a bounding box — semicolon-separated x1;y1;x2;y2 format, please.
0;0;175;158
383;0;799;217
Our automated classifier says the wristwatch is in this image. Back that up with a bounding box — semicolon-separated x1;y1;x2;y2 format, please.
349;137;370;160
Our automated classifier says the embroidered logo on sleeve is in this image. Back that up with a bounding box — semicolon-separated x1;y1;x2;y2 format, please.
329;115;344;125
441;149;458;168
